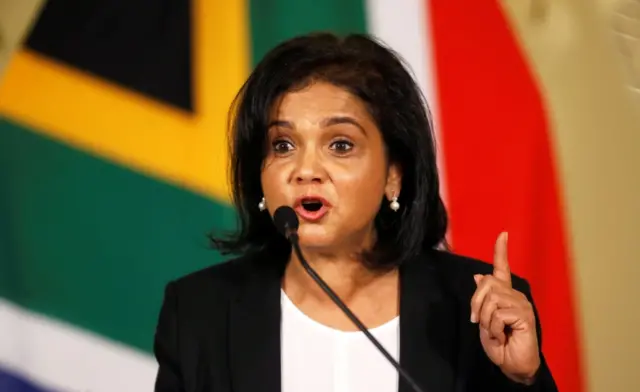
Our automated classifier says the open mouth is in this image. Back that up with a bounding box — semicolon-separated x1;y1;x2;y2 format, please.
301;199;324;212
295;197;330;221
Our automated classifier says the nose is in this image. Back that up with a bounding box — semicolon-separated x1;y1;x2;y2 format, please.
292;147;326;184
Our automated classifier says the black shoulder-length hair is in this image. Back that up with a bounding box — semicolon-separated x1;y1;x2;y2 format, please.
210;32;448;270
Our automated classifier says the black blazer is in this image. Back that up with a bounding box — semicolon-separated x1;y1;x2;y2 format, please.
153;248;558;392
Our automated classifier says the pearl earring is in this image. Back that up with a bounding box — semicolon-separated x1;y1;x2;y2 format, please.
390;194;400;212
258;197;267;211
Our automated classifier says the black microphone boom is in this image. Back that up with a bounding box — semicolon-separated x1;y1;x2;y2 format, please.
273;206;426;392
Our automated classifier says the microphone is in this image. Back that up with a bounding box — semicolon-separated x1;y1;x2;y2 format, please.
273;206;426;392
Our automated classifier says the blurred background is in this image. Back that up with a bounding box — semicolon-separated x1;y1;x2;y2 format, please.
0;0;638;391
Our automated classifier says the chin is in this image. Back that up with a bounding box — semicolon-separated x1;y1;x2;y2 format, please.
296;226;336;250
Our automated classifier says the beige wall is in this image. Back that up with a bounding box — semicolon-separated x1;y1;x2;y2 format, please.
0;0;45;78
500;1;640;391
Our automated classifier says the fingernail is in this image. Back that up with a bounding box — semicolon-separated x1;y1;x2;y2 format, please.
473;274;482;285
470;313;477;323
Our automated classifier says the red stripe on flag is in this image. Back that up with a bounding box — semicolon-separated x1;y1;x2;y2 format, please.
426;1;584;391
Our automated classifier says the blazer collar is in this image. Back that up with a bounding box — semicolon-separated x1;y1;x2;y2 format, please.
227;250;459;392
398;252;458;392
228;253;284;392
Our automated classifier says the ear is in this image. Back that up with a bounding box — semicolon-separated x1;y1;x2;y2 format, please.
385;163;402;200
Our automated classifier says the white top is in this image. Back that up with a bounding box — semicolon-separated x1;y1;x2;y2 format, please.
281;289;400;392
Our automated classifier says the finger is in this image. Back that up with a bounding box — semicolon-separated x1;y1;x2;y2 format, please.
470;275;510;323
471;275;489;323
491;308;524;333
493;232;512;286
489;310;508;345
495;304;537;333
480;325;502;349
478;290;517;332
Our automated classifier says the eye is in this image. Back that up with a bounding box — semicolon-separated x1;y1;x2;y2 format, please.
330;139;354;154
272;139;294;154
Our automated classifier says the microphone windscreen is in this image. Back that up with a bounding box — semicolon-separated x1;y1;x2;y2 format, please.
273;206;299;235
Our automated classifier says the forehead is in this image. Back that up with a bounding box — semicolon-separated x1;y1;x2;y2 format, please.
270;82;372;121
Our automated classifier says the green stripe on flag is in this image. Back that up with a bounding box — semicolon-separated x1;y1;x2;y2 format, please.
0;117;236;353
249;0;368;65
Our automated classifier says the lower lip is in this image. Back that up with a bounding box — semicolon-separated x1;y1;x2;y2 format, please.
294;205;329;222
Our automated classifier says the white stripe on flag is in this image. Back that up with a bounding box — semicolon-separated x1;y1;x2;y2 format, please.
0;298;158;392
365;0;449;207
365;0;436;114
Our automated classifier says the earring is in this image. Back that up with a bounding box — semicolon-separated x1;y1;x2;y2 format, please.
258;197;267;211
390;194;400;212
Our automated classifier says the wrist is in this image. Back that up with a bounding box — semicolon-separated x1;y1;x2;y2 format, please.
503;363;541;386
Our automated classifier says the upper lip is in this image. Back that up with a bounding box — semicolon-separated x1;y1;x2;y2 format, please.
293;195;332;208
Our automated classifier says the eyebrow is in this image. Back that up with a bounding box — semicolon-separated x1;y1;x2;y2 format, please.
267;120;292;129
322;116;366;135
267;116;366;135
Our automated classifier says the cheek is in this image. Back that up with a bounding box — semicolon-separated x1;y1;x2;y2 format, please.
333;163;387;209
260;162;289;200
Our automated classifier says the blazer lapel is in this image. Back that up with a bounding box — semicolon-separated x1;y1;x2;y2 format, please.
399;253;458;392
228;256;284;392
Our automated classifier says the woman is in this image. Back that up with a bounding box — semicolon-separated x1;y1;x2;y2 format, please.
154;32;558;392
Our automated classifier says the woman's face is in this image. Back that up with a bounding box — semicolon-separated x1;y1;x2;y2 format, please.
261;81;401;252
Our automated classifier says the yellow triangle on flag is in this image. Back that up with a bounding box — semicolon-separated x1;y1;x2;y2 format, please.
0;0;249;203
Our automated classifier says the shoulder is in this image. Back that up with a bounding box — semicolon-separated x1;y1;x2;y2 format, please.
165;251;265;304
153;253;271;385
425;249;533;298
154;251;276;340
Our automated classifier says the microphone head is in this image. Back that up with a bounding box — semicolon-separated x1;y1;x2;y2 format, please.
273;206;299;237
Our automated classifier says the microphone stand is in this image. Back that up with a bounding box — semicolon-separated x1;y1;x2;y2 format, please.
286;230;426;392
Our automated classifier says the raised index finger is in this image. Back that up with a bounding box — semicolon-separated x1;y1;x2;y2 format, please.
493;231;511;286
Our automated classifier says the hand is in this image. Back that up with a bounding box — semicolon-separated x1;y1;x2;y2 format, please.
470;232;540;385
